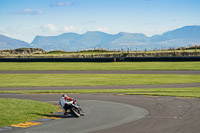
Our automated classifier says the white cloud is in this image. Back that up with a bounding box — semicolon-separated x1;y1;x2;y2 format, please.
37;24;115;39
62;26;115;34
41;24;58;32
2;33;9;37
62;26;114;34
50;1;74;7
95;27;111;33
0;26;8;36
13;9;44;15
63;25;83;33
168;17;181;21
0;26;4;31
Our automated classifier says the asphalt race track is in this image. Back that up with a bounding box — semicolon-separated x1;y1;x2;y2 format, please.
1;70;200;133
1;94;200;133
0;98;148;133
1;83;200;91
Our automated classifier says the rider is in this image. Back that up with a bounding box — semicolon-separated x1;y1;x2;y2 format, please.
59;94;84;116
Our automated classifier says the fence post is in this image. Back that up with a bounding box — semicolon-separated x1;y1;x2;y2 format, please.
114;57;116;62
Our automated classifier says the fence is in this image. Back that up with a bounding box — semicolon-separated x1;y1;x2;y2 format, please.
0;56;200;62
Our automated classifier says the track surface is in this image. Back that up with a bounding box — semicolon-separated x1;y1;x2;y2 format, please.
1;93;200;133
1;70;200;74
1;70;200;133
0;98;148;133
1;83;200;91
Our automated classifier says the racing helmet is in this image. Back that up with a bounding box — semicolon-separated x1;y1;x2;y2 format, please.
62;94;67;97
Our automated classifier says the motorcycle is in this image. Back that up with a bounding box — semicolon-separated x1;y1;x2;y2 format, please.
64;100;84;117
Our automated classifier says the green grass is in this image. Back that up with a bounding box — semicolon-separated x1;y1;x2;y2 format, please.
1;87;200;98
0;98;58;127
0;74;200;87
0;62;200;70
125;87;200;98
47;50;120;55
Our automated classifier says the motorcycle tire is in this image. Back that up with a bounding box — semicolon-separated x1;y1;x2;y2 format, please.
71;107;81;117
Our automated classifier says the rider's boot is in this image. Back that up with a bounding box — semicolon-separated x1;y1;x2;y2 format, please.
80;111;85;116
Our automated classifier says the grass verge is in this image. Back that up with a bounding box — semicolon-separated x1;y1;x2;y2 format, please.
126;87;200;98
0;62;200;70
0;98;58;128
0;74;200;87
0;87;200;98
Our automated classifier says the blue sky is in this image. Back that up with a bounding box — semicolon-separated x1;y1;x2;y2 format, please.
0;0;200;42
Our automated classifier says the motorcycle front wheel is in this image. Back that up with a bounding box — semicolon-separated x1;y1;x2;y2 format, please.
71;107;81;117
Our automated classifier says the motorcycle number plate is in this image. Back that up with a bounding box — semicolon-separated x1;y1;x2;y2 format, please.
66;109;70;112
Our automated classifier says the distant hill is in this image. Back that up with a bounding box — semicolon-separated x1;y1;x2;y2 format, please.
31;26;200;51
1;26;200;51
149;26;200;49
151;26;200;42
0;34;31;50
31;31;151;51
31;33;79;50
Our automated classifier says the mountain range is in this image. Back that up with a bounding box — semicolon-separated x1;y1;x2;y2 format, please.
0;34;30;50
1;26;200;51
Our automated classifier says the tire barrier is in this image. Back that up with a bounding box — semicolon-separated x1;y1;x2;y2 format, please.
0;58;113;62
123;56;200;62
0;56;200;62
